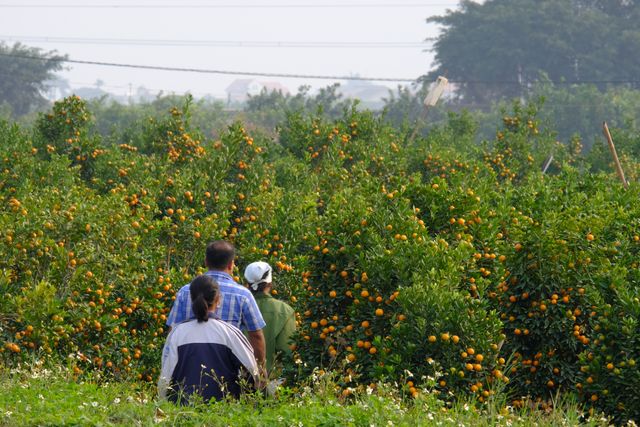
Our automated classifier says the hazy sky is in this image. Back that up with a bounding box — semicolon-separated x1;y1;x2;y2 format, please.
1;0;470;99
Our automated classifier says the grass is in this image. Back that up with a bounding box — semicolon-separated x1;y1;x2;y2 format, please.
0;364;614;427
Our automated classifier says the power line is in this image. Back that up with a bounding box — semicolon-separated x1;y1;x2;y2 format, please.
0;35;431;49
0;52;419;82
0;2;458;9
3;52;640;86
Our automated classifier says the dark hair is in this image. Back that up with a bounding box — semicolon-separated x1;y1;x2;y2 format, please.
205;240;236;270
190;275;219;322
248;281;269;295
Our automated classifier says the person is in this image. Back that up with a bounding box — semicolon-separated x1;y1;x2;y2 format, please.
158;275;259;404
166;241;267;370
244;261;296;374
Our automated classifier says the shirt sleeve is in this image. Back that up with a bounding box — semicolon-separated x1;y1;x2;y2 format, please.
275;307;297;355
226;324;259;379
158;329;179;400
166;286;188;327
241;293;267;332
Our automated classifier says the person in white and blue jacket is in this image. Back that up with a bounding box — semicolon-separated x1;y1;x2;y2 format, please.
158;275;259;404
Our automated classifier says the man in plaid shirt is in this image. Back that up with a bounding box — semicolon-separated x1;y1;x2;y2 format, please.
166;241;266;368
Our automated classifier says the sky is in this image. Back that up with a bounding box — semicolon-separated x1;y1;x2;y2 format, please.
0;0;470;99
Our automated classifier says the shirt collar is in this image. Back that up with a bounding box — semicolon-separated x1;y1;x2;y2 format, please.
254;292;272;299
205;270;235;282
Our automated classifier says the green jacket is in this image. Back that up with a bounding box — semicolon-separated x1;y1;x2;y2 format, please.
254;293;296;373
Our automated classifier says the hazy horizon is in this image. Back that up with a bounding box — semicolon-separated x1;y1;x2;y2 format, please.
1;0;471;100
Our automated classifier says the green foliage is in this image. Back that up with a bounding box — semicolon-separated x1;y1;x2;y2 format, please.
0;367;611;426
0;95;639;423
428;0;640;104
531;80;640;149
0;42;66;116
86;94;228;142
245;84;353;132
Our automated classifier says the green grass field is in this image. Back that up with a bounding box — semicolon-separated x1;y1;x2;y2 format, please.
0;366;612;427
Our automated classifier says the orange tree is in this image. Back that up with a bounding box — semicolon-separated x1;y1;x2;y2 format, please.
0;96;639;423
278;108;504;399
0;97;279;381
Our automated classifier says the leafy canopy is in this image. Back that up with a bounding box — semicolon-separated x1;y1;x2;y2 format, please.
427;0;640;103
0;43;66;116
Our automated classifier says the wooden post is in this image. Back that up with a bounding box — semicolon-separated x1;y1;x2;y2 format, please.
408;106;429;143
602;121;629;189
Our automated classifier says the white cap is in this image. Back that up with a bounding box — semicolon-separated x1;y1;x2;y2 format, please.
244;261;273;290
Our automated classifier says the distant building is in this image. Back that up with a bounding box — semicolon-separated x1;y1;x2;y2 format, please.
72;87;109;100
338;79;390;109
225;79;290;103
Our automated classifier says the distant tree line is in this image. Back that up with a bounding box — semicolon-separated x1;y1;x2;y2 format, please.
427;0;640;104
0;43;65;116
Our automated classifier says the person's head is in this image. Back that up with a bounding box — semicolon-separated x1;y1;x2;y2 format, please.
244;261;273;295
190;275;220;322
205;240;236;272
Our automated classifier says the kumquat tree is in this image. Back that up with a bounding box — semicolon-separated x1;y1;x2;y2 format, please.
1;95;639;424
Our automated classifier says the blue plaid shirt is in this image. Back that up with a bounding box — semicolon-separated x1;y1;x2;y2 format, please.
166;270;266;332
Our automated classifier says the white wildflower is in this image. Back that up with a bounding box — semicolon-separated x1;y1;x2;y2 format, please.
113;398;120;404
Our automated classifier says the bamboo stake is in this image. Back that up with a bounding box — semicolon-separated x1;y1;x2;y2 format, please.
541;154;554;174
602;121;629;189
408;105;429;143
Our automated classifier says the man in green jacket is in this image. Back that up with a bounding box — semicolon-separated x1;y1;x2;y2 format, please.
244;261;296;375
